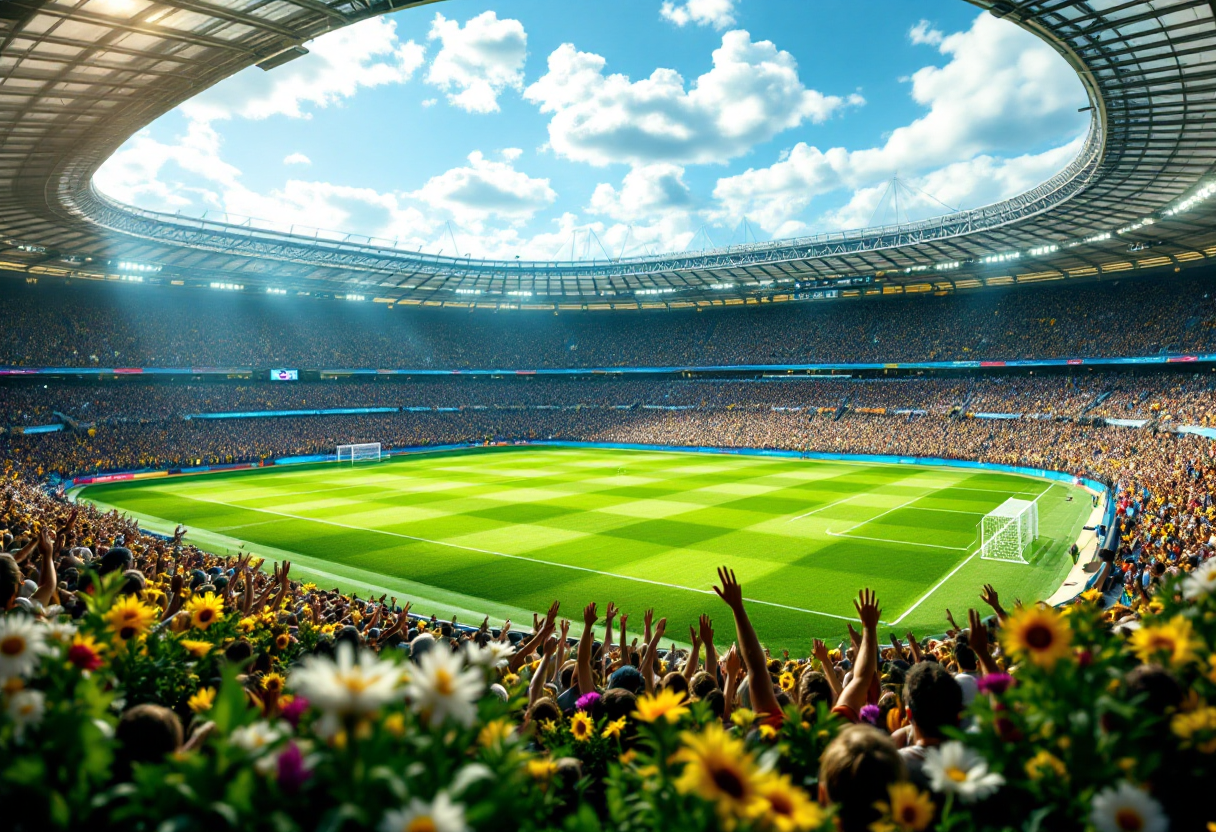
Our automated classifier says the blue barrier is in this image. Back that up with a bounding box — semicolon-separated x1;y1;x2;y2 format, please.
186;407;398;420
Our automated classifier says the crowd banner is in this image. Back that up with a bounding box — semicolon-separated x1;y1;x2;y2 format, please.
185;407;398;420
6;350;1216;378
1105;418;1150;428
1177;425;1216;440
971;412;1024;420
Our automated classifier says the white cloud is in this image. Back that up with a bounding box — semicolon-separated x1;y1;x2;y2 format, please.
909;20;944;46
524;30;859;167
660;0;738;30
711;13;1089;232
283;152;311;166
181;17;425;122
409;150;557;226
426;11;527;114
588;164;694;221
422;98;438;107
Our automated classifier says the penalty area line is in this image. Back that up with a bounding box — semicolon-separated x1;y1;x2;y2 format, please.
891;550;979;626
168;491;873;624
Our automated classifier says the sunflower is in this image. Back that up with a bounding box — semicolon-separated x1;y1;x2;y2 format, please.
66;633;105;672
873;782;934;832
478;717;515;748
673;723;767;821
260;672;286;696
1129;616;1201;667
602;716;627;740
999;606;1072;669
633;688;690;724
754;772;825;832
105;595;158;642
570;711;594;742
526;758;558;780
1171;705;1216;753
778;672;796;692
187;687;216;714
180;640;213;659
274;632;292;651
238;616;257;634
184;595;225;630
731;707;758;729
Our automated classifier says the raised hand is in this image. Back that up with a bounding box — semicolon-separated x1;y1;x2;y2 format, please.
967;608;989;656
698;613;714;646
854;588;881;629
723;644;742;680
559;618;570;641
812;638;830;666
544;600;561;628
582;602;598;628
653;617;667;642
605;602;618;623
945;608;960;632
712;566;744;611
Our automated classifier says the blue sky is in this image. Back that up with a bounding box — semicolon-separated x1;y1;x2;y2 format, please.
95;0;1091;260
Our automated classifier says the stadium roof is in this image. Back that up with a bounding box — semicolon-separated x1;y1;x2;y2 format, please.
2;0;1216;310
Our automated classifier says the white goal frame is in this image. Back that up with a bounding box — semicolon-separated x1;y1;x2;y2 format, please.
336;442;382;464
979;497;1038;564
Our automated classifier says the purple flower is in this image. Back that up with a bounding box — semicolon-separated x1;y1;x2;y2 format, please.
575;691;601;712
281;695;309;728
277;741;312;793
859;704;881;726
977;673;1014;695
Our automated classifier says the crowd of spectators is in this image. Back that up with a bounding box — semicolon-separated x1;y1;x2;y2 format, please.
3;272;1214;369
2;371;1212;428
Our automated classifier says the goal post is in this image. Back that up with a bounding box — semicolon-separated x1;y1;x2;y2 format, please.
336;442;382;464
979;497;1038;564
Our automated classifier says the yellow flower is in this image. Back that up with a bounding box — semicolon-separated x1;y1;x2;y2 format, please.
731;707;758;729
526;758;558;780
184;595;225;631
1130;616;1202;667
778;672;796;693
179;640;213;659
187;687;216;714
238;617;257;633
755;772;825;832
1080;589;1103;604
619;749;637;765
383;713;406;737
1000;606;1072;669
539;718;559;734
570;711;595;742
602;716;627;740
1025;749;1068;781
260;672;286;696
1171;706;1216;753
105;596;157;641
502;673;520;687
673;723;767;821
479;718;515;748
759;724;778;741
274;633;291;651
873;782;934;832
634;688;690;724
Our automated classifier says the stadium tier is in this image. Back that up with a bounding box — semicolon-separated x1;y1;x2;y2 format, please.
4;0;1216;830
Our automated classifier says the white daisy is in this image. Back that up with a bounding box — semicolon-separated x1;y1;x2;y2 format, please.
464;640;514;669
1091;783;1168;832
405;647;483;727
289;643;402;719
0;616;51;680
922;741;1005;803
379;791;468;832
7;688;46;738
44;621;77;644
1182;558;1216;601
230;721;284;754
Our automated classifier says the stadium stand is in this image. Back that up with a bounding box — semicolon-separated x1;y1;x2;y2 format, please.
2;272;1215;369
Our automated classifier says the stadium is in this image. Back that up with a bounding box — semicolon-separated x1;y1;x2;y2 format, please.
1;1;1214;830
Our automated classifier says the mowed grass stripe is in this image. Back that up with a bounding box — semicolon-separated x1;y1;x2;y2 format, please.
81;447;1089;649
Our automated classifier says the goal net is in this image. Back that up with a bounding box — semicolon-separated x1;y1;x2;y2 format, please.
336;442;382;464
979;497;1038;563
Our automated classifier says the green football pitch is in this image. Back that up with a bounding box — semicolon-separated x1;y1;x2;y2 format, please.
78;446;1093;651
